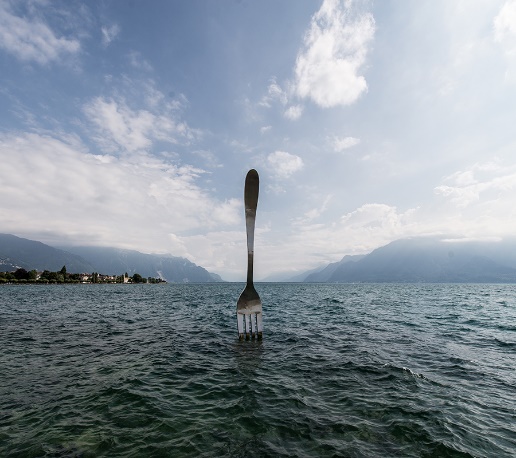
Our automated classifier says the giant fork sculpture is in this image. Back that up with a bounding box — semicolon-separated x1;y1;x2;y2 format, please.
237;169;263;340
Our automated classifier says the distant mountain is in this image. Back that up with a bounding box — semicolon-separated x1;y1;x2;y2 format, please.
209;272;224;282
0;233;223;282
262;255;366;282
322;237;516;283
59;246;222;283
304;255;366;282
0;234;94;272
261;267;322;282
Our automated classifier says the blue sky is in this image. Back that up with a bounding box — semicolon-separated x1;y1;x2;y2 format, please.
1;0;516;281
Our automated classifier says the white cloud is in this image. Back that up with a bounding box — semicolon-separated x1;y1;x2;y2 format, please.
174;229;250;281
299;194;332;222
255;161;516;277
434;161;516;208
284;104;304;120
259;79;288;107
260;125;272;134
83;96;195;153
128;50;153;72
143;82;166;107
0;2;80;64
332;136;360;151
340;203;410;233
434;184;480;208
253;203;421;278
84;97;153;152
211;199;241;226
494;0;516;81
0;132;240;253
267;151;304;178
494;0;516;47
101;24;120;47
191;149;222;168
293;0;375;107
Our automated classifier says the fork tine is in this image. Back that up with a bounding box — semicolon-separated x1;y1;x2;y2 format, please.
237;313;245;340
245;314;251;340
250;313;257;338
256;312;263;339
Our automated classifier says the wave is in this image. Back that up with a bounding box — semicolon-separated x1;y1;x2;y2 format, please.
494;338;516;348
1;283;515;457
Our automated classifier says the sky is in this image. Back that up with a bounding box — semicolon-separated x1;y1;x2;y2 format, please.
1;0;516;281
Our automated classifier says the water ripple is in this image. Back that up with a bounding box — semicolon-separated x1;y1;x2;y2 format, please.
1;283;515;457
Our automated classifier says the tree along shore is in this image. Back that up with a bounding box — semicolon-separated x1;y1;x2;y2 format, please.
0;266;166;284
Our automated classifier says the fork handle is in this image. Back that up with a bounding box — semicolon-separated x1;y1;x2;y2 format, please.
244;169;259;286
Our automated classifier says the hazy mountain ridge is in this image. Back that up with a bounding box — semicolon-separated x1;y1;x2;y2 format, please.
312;238;516;283
304;255;366;282
0;234;94;273
61;246;221;283
0;234;222;283
261;264;326;282
263;255;366;282
4;233;516;284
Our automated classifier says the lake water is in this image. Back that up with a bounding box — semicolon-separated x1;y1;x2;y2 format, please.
1;283;515;457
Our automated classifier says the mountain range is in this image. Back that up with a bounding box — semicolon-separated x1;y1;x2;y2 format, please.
0;234;222;283
3;233;516;284
288;237;516;283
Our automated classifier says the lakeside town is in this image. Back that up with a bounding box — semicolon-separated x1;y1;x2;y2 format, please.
0;266;166;284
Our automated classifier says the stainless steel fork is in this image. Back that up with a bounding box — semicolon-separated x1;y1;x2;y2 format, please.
237;169;263;340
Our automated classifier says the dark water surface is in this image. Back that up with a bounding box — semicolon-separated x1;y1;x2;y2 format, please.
1;283;515;457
